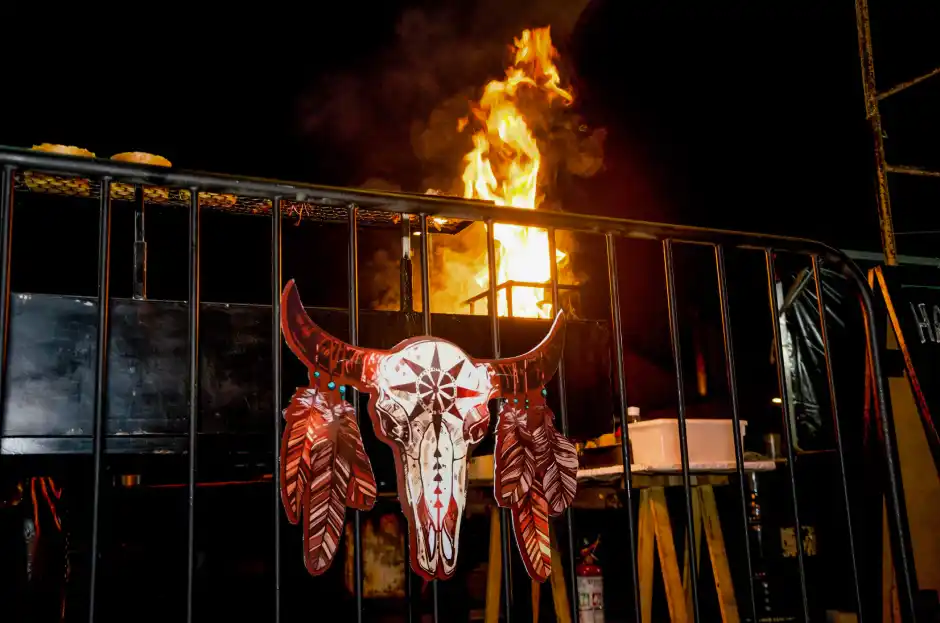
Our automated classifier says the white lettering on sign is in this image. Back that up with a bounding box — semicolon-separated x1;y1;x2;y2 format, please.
909;301;940;344
577;576;605;623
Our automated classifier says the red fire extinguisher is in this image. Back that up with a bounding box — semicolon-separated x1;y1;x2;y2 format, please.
576;537;604;623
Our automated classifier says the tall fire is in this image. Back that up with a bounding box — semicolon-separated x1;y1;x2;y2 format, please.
417;26;581;319
362;25;600;317
458;26;573;319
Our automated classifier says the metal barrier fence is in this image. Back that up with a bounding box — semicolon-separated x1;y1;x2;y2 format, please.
0;145;920;622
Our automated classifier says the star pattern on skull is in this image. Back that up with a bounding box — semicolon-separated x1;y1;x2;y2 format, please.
390;345;482;425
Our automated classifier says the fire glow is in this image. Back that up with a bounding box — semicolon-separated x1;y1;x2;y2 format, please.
458;27;573;319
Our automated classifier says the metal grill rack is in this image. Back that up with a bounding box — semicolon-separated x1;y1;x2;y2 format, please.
14;170;472;233
855;0;940;264
463;280;582;316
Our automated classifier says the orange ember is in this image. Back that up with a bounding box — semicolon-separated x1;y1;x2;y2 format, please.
459;27;572;318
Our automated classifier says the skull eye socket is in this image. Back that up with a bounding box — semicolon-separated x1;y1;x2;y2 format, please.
376;399;410;445
463;403;490;444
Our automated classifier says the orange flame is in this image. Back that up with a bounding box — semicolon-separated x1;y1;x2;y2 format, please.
460;27;572;318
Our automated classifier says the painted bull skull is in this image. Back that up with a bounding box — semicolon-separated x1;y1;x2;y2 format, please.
279;280;577;582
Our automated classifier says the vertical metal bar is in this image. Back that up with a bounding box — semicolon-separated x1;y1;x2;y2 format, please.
401;224;415;622
486;223;499;332
405;533;413;618
851;265;918;621
855;0;899;266
132;186;147;299
88;177;113;623
400;216;413;313
714;245;758;622
486;220;514;623
185;189;201;623
764;250;810;622
348;206;365;623
0;166;14;437
405;518;414;621
403;226;415;623
548;228;578;623
271;197;283;623
605;233;642;623
662;239;701;623
417;214;439;623
419;215;432;335
506;281;513;318
811;256;864;620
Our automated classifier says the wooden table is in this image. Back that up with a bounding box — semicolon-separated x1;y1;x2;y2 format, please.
476;460;776;623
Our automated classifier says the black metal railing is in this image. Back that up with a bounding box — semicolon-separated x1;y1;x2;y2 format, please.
462;280;580;317
0;145;921;622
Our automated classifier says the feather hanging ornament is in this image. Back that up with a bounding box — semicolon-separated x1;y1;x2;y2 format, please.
493;396;578;582
280;386;377;575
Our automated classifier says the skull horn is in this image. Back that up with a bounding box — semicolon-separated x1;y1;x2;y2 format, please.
281;280;375;388
477;311;567;396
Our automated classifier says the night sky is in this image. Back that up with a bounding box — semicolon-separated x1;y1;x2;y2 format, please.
2;1;937;256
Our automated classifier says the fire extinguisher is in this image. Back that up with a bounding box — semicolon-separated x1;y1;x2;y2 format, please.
576;537;604;623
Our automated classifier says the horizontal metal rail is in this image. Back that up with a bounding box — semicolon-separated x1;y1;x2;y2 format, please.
463;280;581;316
877;66;940;101
0;146;869;258
0;146;921;622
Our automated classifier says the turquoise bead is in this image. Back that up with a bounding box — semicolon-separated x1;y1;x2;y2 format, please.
313;371;320;378
541;388;547;396
328;381;336;390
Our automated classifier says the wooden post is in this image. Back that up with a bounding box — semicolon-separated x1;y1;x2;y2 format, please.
638;489;655;623
650;487;689;622
700;485;739;623
486;507;503;623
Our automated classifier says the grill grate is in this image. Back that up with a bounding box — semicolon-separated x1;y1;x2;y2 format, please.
14;171;471;233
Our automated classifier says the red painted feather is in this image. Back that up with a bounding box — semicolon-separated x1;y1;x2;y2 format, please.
338;413;378;509
280;389;317;524
511;479;553;583
493;402;535;507
532;405;578;515
279;387;377;576
495;400;578;582
304;430;347;574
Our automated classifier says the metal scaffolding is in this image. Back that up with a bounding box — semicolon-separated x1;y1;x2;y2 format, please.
855;0;940;266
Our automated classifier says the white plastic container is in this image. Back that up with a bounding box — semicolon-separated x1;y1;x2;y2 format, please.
627;418;747;466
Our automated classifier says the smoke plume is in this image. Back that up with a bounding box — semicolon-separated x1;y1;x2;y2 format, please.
297;0;602;312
